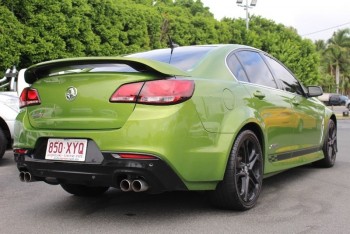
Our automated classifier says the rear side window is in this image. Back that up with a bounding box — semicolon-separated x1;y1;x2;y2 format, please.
226;54;249;82
236;51;277;89
264;55;304;95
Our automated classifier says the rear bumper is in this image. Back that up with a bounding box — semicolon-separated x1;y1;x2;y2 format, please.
14;102;233;190
15;140;187;193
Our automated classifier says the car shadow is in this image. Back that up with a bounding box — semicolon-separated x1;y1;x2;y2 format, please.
0;154;14;167
36;164;323;221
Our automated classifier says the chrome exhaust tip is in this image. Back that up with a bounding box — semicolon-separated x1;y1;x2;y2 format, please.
131;179;149;192
19;171;25;182
24;172;32;182
120;179;132;192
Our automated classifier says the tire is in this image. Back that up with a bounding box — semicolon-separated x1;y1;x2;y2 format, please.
60;183;109;197
314;119;337;168
347;104;350;110
210;130;263;210
0;128;7;159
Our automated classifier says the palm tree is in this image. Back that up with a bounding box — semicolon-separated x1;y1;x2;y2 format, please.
325;29;350;94
315;39;326;52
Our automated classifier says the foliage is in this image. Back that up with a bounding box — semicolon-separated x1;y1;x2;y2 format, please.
0;5;24;74
1;0;321;87
317;29;350;95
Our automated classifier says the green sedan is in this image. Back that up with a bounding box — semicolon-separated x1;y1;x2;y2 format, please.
14;44;337;210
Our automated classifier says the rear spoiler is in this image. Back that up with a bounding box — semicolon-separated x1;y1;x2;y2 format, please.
24;57;190;84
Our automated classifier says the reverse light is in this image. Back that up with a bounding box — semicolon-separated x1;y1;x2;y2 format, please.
110;79;194;105
19;88;41;108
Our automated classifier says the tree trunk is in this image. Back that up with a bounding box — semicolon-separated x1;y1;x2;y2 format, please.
336;63;340;94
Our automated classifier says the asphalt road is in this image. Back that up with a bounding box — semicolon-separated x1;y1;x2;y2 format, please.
1;120;350;234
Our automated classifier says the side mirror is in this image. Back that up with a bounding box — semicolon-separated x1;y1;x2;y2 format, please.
307;86;323;97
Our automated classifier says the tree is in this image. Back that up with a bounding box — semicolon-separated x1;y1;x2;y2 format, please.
325;29;350;93
0;0;322;87
0;6;24;74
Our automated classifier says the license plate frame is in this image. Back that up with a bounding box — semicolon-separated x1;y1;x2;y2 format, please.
45;139;88;162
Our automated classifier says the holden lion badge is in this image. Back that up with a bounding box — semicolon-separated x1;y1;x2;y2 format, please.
65;86;78;101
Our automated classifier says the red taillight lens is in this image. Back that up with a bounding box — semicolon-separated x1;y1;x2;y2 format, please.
110;79;194;105
139;80;194;104
109;82;144;102
19;88;41;108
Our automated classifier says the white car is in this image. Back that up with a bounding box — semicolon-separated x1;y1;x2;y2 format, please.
0;68;28;158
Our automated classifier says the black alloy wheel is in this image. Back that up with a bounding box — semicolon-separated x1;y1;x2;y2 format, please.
0;128;7;159
210;130;263;210
315;119;337;168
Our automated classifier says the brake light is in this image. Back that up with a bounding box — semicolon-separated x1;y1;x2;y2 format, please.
110;79;194;105
19;88;41;108
109;82;143;102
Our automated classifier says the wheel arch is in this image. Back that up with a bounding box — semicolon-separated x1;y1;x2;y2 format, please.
239;122;265;159
330;114;337;129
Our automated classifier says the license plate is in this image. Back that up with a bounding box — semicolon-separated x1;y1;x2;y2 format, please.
45;139;87;162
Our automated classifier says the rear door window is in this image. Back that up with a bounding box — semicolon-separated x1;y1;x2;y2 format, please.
236;51;277;89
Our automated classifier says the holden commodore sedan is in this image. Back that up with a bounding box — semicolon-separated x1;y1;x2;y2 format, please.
13;45;337;210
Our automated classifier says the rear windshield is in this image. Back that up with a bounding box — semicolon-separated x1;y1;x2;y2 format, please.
128;46;215;71
45;47;215;75
46;64;137;75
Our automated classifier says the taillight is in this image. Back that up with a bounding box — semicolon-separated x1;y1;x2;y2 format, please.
19;88;41;108
109;82;143;103
110;79;194;105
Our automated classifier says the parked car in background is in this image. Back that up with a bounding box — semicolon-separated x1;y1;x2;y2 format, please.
317;92;333;105
346;99;350;110
0;68;28;158
328;94;348;106
14;44;337;210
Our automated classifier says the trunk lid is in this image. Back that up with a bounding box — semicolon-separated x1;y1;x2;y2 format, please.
25;58;189;130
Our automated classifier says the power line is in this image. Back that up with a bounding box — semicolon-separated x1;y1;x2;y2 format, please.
302;21;350;36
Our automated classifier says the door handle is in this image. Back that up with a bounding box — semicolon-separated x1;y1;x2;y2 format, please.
292;100;300;106
253;91;265;99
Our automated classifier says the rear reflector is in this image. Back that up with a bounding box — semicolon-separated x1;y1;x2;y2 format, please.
19;88;41;108
113;153;158;160
14;149;28;155
110;79;194;105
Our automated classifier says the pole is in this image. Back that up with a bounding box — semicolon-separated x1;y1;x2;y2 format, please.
245;0;249;30
237;0;257;31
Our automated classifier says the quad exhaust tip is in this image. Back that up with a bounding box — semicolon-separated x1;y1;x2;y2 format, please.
131;179;149;192
120;179;149;192
19;171;33;182
120;179;132;192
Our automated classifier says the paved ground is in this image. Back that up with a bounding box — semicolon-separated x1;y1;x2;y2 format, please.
0;120;349;234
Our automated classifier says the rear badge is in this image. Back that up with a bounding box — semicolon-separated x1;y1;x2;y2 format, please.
65;87;78;101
